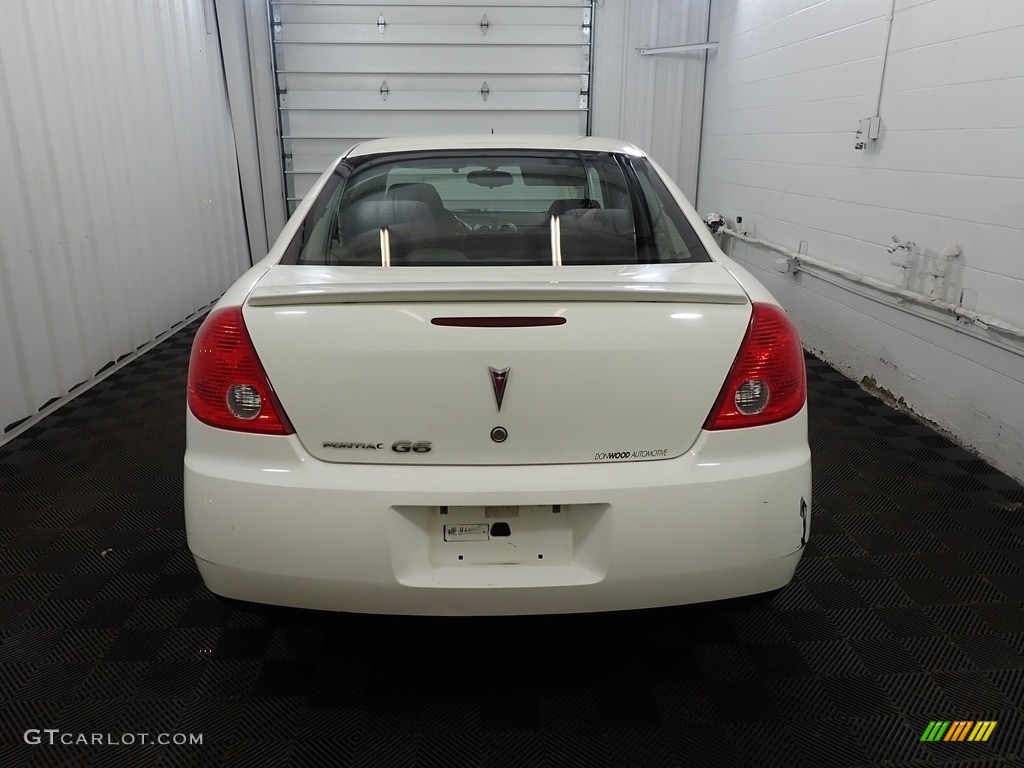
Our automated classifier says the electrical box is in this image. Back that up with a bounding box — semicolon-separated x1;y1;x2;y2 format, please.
857;116;880;140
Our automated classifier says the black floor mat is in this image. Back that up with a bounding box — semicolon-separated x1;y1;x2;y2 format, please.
1;319;1023;767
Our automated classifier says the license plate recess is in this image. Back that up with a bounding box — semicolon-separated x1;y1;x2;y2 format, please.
430;505;571;567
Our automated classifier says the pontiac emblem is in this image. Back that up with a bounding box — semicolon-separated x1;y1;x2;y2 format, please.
488;366;510;411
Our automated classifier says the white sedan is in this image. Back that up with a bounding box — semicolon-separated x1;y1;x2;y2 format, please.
184;136;810;615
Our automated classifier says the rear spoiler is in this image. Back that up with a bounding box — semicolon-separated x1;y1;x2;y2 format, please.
246;281;750;306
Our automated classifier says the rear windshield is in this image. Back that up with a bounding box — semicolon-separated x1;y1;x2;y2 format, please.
281;150;710;267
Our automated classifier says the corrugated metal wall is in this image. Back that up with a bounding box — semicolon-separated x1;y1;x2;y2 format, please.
591;0;710;200
0;0;249;437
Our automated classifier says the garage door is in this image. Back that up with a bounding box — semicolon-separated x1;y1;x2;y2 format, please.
270;0;594;213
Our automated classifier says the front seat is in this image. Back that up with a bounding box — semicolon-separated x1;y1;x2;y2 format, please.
385;183;466;237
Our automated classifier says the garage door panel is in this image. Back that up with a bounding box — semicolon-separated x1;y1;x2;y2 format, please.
285;109;581;144
272;0;592;213
278;24;584;46
276;44;584;75
278;72;584;94
278;4;588;26
282;90;583;112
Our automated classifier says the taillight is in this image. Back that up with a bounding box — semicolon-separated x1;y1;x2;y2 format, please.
703;302;806;430
187;307;294;435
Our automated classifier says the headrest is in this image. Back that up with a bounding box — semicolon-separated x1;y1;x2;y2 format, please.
559;207;633;236
386;183;446;213
339;199;433;239
547;198;601;217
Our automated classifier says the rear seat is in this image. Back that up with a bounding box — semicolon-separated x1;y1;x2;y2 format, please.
557;208;637;265
336;198;435;263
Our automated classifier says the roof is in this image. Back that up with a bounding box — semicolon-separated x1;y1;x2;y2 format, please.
344;135;646;158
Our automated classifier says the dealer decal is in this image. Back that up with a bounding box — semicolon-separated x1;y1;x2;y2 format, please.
595;448;669;461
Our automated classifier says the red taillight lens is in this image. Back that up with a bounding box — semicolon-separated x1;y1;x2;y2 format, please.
703;302;806;430
187;307;294;435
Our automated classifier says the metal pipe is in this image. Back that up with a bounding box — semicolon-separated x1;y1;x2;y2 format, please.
639;42;719;55
721;227;1024;344
873;0;898;119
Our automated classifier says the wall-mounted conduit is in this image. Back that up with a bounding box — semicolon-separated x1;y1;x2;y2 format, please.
721;227;1024;354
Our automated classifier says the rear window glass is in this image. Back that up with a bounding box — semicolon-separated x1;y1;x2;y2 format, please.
282;150;709;267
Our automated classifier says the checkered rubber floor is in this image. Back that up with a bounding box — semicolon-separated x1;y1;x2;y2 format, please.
1;319;1023;768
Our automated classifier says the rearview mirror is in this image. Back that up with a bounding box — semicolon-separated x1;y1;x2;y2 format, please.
467;170;514;188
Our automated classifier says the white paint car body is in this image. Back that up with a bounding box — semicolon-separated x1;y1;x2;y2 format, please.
184;136;811;615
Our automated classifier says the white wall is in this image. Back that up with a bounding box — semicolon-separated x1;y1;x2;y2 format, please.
698;0;1024;480
0;0;249;439
592;0;710;198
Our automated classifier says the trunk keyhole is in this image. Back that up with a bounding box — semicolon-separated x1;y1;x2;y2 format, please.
490;522;511;537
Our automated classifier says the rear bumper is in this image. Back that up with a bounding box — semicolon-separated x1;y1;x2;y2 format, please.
184;408;811;615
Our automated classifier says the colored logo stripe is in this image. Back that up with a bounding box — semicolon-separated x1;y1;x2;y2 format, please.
920;720;997;742
969;721;998;742
944;721;972;741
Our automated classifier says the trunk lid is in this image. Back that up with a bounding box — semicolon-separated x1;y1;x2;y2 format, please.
243;264;751;465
